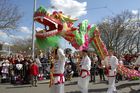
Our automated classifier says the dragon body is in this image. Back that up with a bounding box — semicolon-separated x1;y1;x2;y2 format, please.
34;6;140;80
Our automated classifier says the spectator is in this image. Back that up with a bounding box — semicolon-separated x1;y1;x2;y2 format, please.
90;52;98;83
1;60;9;83
22;57;30;84
134;53;140;70
35;55;42;73
65;63;74;81
30;60;39;87
118;56;124;65
98;58;106;82
116;56;124;81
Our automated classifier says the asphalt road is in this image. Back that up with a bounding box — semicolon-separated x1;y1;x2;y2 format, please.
0;78;140;93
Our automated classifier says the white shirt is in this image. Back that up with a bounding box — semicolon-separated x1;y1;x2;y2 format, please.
54;60;65;74
54;48;66;74
93;56;98;62
104;55;118;71
119;60;123;65
53;48;66;84
16;64;23;70
57;48;65;62
35;58;42;67
1;63;9;74
81;55;91;71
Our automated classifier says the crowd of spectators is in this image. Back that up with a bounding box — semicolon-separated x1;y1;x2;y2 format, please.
0;51;140;85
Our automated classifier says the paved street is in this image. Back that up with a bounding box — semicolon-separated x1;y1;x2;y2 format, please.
0;78;140;93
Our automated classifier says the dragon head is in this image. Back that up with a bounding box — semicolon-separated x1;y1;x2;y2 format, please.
34;6;77;39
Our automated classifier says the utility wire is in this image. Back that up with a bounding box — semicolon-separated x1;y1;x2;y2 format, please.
49;5;115;15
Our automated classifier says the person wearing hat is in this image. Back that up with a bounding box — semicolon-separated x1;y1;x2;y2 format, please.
78;50;91;93
103;49;118;93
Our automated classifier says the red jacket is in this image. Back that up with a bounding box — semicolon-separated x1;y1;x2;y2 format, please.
30;63;39;76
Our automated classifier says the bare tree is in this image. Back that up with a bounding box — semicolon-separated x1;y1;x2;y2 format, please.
11;38;40;55
98;10;140;55
0;0;22;32
11;38;32;53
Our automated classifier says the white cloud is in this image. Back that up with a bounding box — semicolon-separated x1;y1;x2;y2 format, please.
19;26;31;34
0;31;7;36
0;31;8;41
9;35;23;40
49;0;87;18
25;34;32;39
132;10;138;15
0;30;31;42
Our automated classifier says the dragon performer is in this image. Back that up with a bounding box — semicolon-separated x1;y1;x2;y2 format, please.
34;6;140;92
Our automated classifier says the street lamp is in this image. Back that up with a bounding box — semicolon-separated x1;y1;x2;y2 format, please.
4;42;11;55
32;0;36;60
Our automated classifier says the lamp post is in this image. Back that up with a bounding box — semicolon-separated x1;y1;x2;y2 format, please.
32;0;36;60
4;42;10;55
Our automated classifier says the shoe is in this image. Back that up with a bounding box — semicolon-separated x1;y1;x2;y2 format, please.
90;80;92;82
35;85;37;87
106;81;109;84
92;81;96;84
115;80;118;83
100;80;103;83
113;91;117;93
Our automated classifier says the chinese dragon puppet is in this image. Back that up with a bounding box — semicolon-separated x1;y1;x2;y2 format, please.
34;6;108;59
34;6;140;85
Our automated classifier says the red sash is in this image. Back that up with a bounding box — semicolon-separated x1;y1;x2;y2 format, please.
105;67;116;77
53;73;64;84
80;69;90;78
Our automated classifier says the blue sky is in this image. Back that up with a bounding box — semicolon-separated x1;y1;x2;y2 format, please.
12;0;140;25
1;0;140;49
